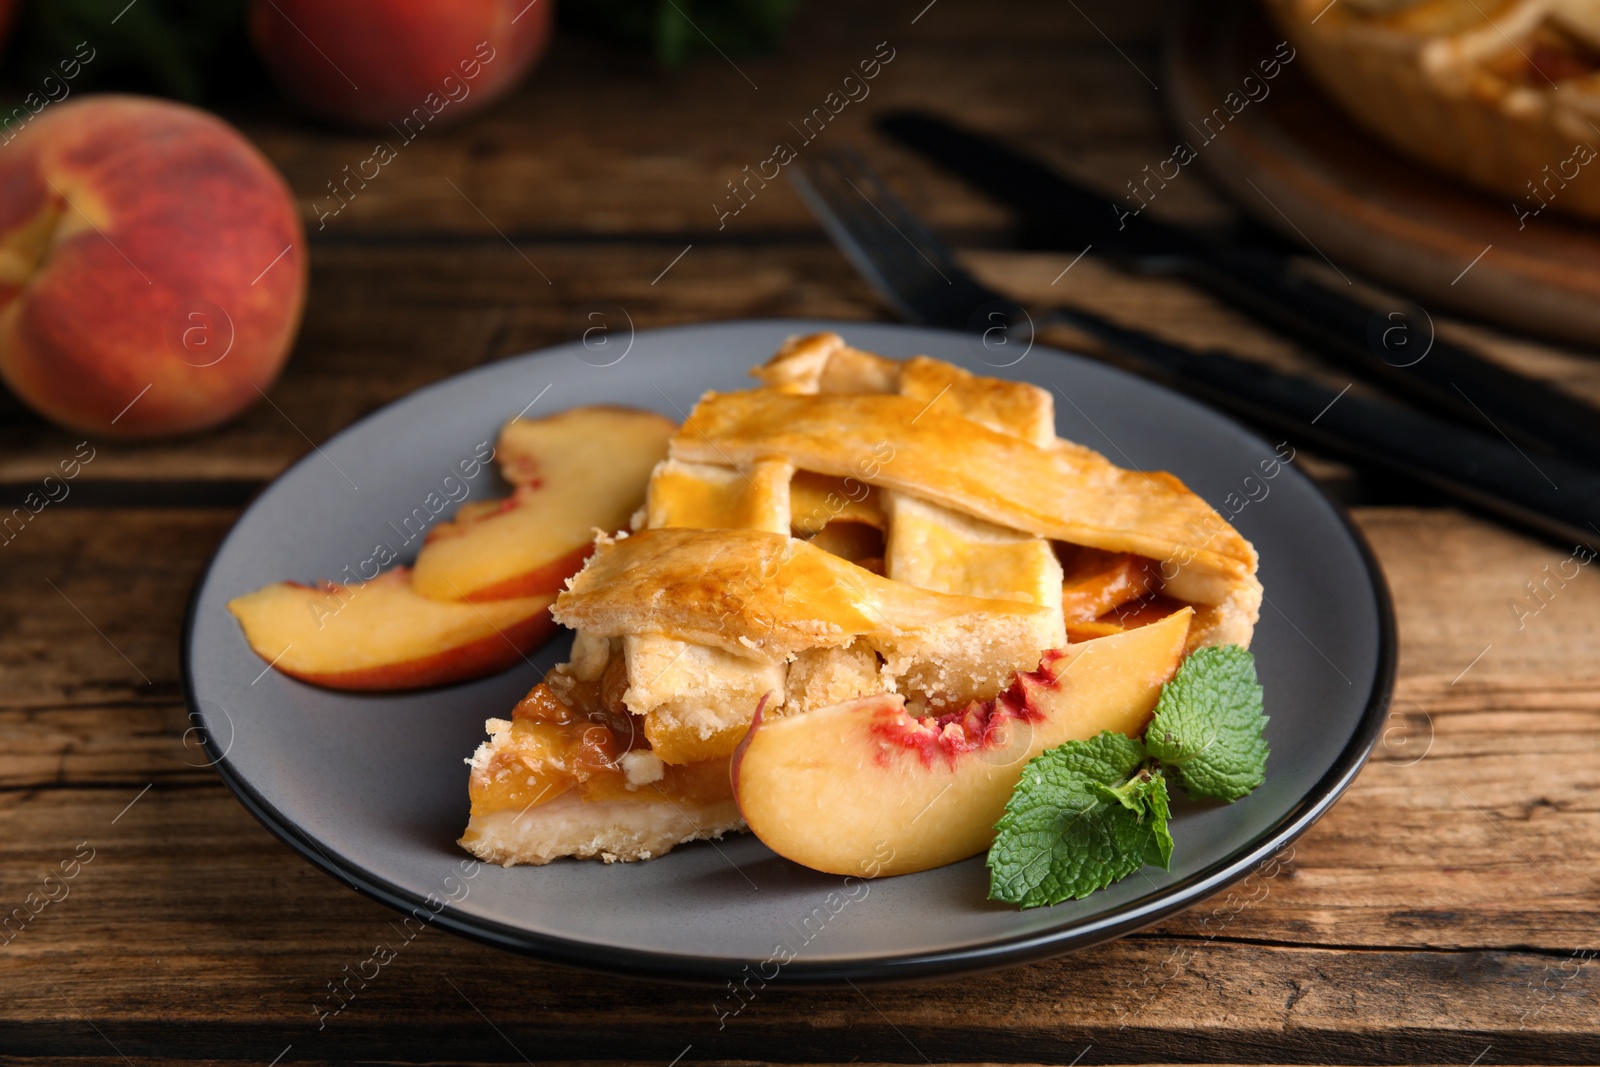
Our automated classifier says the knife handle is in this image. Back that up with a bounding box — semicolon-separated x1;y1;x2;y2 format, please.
875;110;1600;470
1184;249;1600;472
1049;308;1600;550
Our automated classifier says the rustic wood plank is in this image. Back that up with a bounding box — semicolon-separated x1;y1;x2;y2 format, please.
0;790;1593;1062
0;704;197;790
3;505;1600;1017
4;240;1597;504
0;241;882;488
9;506;1594;709
12;1062;1568;1067
0;511;220;707
2;717;1595;956
234;1;1182;240
4;0;1599;1054
1358;509;1600;683
1;784;1597;1063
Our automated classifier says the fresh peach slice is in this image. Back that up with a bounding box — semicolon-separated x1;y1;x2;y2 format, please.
227;568;557;691
412;406;674;602
732;607;1192;876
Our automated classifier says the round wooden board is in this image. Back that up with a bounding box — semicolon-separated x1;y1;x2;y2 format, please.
1165;0;1600;348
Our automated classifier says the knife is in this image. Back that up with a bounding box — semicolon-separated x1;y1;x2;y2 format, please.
878;111;1600;472
1054;307;1600;553
789;150;1600;552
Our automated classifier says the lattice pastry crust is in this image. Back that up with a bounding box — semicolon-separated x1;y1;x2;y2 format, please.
1267;0;1600;220
459;333;1262;866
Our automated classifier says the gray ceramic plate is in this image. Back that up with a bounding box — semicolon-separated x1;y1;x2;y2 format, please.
184;320;1394;984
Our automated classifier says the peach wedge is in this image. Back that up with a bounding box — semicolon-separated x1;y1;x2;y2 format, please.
411;407;674;602
227;568;557;691
732;607;1193;876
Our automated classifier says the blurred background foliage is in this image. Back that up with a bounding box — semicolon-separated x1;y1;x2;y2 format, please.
0;0;799;103
8;0;255;103
563;0;798;66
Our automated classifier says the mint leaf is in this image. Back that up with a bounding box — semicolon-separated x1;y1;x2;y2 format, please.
987;731;1172;908
1087;773;1174;868
1145;645;1268;802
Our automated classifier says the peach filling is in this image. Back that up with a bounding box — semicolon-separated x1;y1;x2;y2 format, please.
804;520;886;573
1474;23;1600;85
1061;548;1159;619
467;676;734;818
1057;545;1185;642
1524;36;1600;84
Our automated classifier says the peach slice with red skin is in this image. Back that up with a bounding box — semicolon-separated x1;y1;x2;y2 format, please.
411;406;674;602
732;607;1193;876
227;567;556;691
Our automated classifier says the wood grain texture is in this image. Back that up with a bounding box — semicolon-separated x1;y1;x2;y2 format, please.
5;242;1598;500
1;508;1597;1062
4;0;1600;1059
1;781;1595;1063
3;0;1599;492
238;2;1173;239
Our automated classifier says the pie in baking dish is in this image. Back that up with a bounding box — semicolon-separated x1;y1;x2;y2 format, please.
458;334;1262;874
1267;0;1600;220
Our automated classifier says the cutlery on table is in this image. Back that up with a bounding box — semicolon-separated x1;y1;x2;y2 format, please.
876;111;1600;473
787;149;1600;550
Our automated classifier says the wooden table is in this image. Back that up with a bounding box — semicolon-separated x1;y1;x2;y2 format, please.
4;1;1598;1062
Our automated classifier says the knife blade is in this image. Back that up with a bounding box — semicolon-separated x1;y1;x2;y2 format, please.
1047;306;1600;554
878;110;1600;473
788;150;1600;551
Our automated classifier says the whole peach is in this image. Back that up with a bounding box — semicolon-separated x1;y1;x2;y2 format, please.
0;95;305;439
249;0;554;129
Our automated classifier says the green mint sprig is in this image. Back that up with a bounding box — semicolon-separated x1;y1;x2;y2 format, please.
986;645;1268;908
1146;645;1270;802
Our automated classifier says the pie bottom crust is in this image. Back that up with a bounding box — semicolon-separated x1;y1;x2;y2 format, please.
460;789;744;866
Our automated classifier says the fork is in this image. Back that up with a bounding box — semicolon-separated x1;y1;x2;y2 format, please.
786;150;1600;549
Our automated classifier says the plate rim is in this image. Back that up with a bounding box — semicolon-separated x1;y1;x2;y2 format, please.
182;318;1398;986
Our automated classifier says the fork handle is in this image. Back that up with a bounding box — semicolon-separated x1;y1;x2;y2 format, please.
1044;307;1600;550
1182;248;1600;471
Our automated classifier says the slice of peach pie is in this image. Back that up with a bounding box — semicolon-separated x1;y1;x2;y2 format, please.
459;334;1262;874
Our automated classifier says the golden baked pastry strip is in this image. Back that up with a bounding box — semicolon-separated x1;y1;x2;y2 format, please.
635;339;1077;718
646;458;793;534
626;457;794;763
789;470;884;534
553;527;1060;706
755;332;1058;447
671;389;1256;600
750;333;1259;649
876;348;1067;696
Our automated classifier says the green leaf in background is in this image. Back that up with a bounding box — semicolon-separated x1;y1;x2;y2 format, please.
1145;644;1270;803
4;0;254;104
0;0;799;105
986;731;1172;909
563;0;799;66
